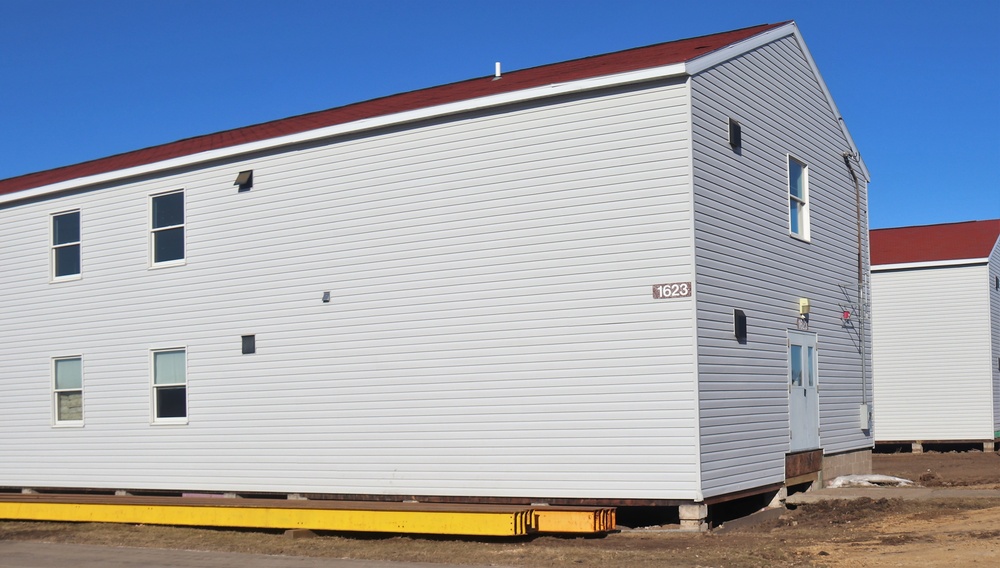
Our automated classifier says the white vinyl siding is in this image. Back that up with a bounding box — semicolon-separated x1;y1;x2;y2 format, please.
0;81;699;499
689;35;872;497
871;264;995;441
992;241;1000;436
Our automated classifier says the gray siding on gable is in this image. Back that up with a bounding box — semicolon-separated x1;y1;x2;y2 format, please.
689;36;872;497
0;81;702;500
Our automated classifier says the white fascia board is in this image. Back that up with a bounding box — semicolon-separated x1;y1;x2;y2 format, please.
0;62;687;207
787;23;871;181
687;21;871;182
685;22;796;75
872;258;989;272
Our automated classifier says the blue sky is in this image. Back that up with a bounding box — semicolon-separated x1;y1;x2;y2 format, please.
1;0;997;228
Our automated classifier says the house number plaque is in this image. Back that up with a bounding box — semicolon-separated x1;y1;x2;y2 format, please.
652;282;692;299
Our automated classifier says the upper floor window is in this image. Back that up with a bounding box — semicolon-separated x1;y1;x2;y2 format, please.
151;191;185;266
788;156;809;240
53;356;83;424
152;348;187;423
51;210;81;280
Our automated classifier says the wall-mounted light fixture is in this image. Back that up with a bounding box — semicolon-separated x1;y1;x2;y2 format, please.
234;170;254;192
322;291;331;303
798;298;811;324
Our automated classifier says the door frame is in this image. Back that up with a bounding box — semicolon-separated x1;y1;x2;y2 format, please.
787;330;820;452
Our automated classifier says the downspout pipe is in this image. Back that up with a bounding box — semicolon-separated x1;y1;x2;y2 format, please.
842;152;869;414
842;152;863;285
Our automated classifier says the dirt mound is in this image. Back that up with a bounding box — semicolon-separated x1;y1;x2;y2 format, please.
786;497;899;527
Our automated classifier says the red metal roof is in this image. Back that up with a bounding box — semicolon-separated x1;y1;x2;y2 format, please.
870;220;1000;266
0;23;786;198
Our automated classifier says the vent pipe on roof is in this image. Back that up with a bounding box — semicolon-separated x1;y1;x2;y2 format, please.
494;62;501;79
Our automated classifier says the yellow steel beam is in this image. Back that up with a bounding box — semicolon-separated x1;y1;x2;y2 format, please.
533;507;617;533
0;501;533;537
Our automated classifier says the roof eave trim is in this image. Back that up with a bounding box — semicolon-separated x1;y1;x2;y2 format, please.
685;22;796;75
688;21;870;182
0;61;689;206
872;257;990;272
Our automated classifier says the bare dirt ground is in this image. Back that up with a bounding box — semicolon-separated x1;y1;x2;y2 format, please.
872;448;1000;488
2;451;999;567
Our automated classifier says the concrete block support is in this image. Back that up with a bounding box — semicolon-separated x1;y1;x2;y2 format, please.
679;503;708;531
768;487;788;509
821;448;873;486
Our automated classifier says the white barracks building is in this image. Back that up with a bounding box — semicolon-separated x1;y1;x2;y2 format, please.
0;22;872;520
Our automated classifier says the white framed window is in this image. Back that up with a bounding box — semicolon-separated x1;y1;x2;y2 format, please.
53;356;83;425
152;348;187;423
51;210;81;280
150;191;185;266
787;156;809;240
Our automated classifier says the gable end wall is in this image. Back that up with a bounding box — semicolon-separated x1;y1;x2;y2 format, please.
871;263;994;440
689;35;873;498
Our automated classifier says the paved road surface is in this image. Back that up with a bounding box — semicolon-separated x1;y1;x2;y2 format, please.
0;542;503;568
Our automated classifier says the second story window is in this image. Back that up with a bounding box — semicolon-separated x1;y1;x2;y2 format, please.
788;156;809;240
151;191;185;266
51;210;81;280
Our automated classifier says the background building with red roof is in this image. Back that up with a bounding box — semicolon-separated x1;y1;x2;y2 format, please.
870;220;1000;450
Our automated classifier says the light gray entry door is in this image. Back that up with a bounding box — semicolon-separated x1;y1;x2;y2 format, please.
788;331;820;452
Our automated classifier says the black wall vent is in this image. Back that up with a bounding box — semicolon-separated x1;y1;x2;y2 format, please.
235;170;254;192
241;334;256;355
728;118;741;149
734;309;748;344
